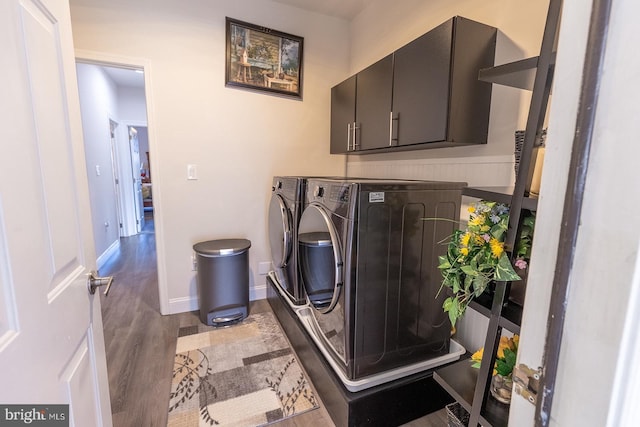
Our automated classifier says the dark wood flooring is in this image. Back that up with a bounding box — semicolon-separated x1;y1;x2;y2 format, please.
99;213;447;427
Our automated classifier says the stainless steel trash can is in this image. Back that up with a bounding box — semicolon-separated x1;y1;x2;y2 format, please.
193;238;251;326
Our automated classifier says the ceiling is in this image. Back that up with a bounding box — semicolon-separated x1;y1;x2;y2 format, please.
272;0;368;20
101;65;145;89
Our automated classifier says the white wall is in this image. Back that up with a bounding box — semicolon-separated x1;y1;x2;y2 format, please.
76;63;121;267
345;0;549;188
69;0;349;313
117;86;147;123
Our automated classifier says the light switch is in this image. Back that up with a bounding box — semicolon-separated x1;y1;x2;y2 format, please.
95;165;101;176
187;164;197;180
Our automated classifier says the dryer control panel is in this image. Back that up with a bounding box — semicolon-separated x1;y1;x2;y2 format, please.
329;185;350;203
311;184;350;203
307;180;356;219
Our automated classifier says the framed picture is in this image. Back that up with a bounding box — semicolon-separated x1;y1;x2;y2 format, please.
225;17;304;99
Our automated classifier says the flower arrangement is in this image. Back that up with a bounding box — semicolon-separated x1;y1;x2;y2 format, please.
437;200;535;327
472;335;519;404
471;334;519;377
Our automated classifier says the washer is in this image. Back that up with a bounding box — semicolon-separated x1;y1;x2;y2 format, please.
267;176;310;306
297;178;466;383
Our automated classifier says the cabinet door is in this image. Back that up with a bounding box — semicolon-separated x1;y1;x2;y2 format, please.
448;17;496;145
330;75;356;154
392;18;453;146
356;54;393;151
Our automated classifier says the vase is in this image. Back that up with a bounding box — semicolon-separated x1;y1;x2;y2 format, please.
490;374;513;404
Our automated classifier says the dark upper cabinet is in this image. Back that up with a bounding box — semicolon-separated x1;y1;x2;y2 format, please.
392;19;453;146
356;54;393;151
330;16;496;154
329;56;393;153
330;75;356;154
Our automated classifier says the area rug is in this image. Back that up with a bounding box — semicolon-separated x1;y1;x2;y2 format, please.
167;310;319;426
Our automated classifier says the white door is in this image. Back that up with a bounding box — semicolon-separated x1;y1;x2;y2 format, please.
110;120;124;237
0;1;112;426
129;126;145;233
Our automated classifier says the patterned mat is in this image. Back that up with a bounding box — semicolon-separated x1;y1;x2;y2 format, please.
167;310;318;426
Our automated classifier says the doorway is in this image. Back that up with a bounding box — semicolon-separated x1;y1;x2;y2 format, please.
75;61;154;259
74;59;165;312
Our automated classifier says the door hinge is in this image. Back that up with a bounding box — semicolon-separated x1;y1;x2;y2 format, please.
119;223;123;229
513;363;542;405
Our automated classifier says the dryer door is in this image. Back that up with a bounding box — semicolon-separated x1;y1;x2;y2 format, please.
268;193;293;269
298;203;343;313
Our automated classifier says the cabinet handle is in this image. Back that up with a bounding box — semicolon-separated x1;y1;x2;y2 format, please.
347;122;352;151
352;123;359;149
389;112;399;146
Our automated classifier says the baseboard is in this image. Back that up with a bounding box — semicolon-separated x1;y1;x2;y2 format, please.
96;239;120;271
167;284;267;315
251;281;267;301
167;296;198;315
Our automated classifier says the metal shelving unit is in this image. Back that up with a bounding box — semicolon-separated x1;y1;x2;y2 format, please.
434;1;563;425
462;186;538;211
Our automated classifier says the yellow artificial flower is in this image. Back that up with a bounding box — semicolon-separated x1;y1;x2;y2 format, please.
474;235;486;245
461;232;471;247
512;335;520;348
490;238;504;258
469;216;484;227
497;336;511;359
468;206;476;214
460;247;469;256
471;347;484;363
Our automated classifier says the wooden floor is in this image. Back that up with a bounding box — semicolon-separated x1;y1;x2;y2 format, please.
99;213;448;427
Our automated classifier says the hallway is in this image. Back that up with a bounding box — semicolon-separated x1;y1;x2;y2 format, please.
99;213;199;426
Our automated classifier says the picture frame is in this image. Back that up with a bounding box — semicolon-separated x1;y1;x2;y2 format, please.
225;18;304;99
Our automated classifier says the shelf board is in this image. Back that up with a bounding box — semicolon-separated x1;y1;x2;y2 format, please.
434;359;476;412
434;358;510;427
478;56;539;91
462;186;538;211
469;292;523;334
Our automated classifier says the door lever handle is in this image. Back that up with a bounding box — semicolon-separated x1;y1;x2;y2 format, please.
87;270;114;296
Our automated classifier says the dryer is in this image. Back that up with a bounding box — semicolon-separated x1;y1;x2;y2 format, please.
268;176;307;306
297;178;466;383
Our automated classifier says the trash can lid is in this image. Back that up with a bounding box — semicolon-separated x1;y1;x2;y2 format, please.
298;232;332;247
193;239;251;256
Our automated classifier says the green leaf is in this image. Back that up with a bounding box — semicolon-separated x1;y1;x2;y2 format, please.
495;253;522;281
443;297;464;327
451;275;461;293
442;297;453;312
522;214;536;228
495;348;517;376
495;359;511;376
472;275;490;297
463;274;473;292
460;265;478;276
448;299;459;326
504;348;517;366
438;255;451;269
